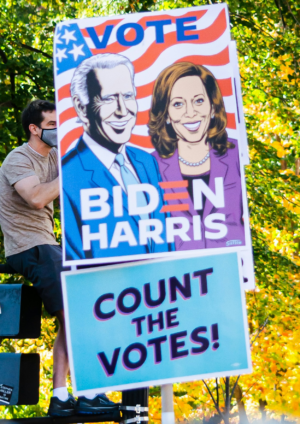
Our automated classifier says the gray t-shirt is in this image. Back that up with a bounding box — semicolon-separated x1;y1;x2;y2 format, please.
0;143;59;257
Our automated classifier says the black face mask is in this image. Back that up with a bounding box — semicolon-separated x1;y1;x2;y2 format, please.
39;128;57;148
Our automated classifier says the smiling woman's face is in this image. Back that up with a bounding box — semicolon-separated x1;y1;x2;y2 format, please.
168;75;212;143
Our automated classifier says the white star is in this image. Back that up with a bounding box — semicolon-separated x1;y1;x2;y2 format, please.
56;48;68;63
61;29;77;45
69;44;85;61
56;33;63;45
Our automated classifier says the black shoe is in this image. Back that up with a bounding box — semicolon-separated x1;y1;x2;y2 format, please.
75;394;120;415
48;395;76;417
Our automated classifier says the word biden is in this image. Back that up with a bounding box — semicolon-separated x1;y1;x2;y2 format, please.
80;178;227;250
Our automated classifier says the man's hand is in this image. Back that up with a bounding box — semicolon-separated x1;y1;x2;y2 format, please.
14;175;59;210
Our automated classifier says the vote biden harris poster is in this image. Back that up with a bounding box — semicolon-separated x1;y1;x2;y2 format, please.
54;3;252;266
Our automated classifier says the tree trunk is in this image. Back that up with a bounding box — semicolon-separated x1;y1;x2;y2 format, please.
259;399;267;421
281;159;287;170
223;377;230;424
234;385;249;424
295;158;300;176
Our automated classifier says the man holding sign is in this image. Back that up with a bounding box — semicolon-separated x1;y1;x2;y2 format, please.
0;100;120;416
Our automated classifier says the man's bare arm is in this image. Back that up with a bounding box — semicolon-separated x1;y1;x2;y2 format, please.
14;175;59;210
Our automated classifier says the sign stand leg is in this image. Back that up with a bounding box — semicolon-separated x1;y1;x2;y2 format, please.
161;384;175;424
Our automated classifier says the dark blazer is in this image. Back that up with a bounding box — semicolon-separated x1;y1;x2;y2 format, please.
62;137;173;261
152;139;245;251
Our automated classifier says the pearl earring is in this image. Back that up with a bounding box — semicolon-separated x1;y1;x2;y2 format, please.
166;118;170;124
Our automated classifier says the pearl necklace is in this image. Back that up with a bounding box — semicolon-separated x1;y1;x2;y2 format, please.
178;152;210;167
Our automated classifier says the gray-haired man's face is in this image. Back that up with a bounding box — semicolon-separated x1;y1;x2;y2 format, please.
85;64;137;146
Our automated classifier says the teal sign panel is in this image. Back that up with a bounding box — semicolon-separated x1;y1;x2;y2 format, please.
62;252;251;395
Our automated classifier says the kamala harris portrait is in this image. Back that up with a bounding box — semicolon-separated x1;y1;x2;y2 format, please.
148;62;245;252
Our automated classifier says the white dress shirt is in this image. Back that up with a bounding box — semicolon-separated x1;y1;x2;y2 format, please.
83;132;140;192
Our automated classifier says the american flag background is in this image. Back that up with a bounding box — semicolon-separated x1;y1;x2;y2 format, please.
54;4;240;158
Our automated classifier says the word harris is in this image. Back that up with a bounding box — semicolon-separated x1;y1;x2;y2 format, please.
93;268;220;376
87;16;200;49
81;178;228;250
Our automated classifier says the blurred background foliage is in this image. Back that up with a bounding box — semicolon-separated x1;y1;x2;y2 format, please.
0;0;300;422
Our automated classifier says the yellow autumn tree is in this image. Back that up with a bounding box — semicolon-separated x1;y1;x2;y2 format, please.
1;0;300;422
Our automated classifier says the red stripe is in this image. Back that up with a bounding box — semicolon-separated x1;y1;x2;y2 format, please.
217;78;233;97
130;134;153;149
160;204;189;212
58;84;71;101
60;127;83;157
132;9;227;74
159;181;188;189
91;42;129;55
136;110;150;126
136;81;155;99
164;192;189;200
226;113;236;129
174;48;229;68
59;107;77;125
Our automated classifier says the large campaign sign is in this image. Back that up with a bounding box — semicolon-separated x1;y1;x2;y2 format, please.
54;3;253;269
61;252;251;395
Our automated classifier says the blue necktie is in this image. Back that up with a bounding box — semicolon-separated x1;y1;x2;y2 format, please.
115;153;149;220
115;153;151;251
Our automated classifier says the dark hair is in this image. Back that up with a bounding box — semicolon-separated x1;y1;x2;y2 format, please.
21;100;56;140
148;62;234;158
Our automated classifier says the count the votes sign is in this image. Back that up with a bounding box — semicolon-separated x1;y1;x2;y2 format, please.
62;252;251;395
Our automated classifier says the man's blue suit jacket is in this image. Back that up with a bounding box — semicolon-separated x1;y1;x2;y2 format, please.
62;137;173;261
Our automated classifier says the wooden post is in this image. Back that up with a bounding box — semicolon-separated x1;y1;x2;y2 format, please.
161;384;175;424
224;376;230;424
295;158;300;176
281;159;287;170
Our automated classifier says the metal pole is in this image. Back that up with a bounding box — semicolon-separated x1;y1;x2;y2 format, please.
161;384;175;424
